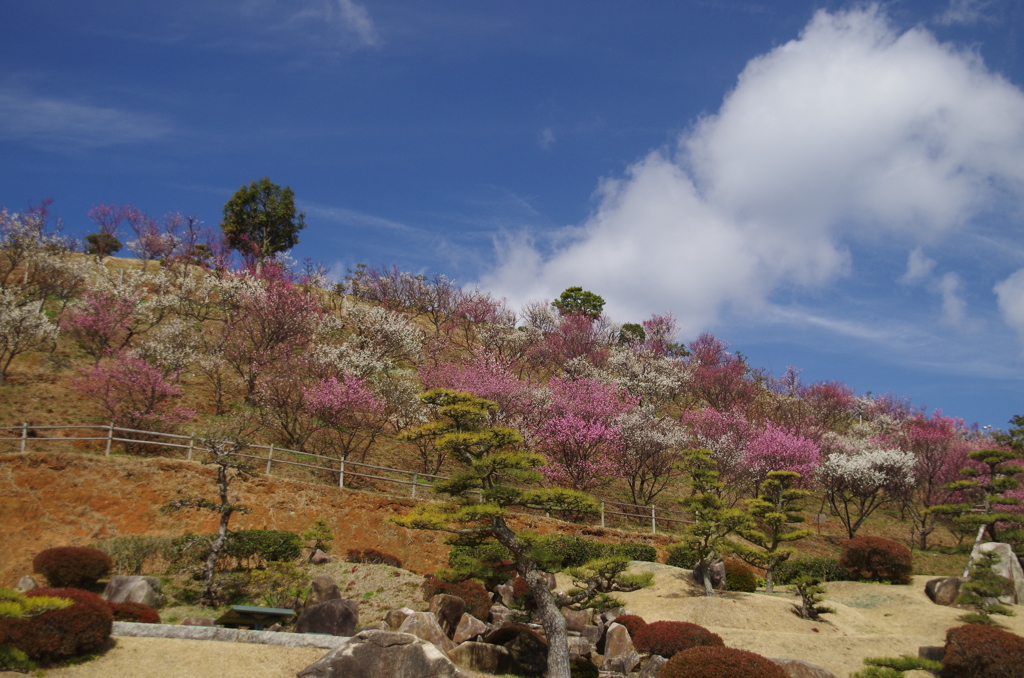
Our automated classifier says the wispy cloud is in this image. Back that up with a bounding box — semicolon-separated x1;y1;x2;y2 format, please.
538;127;556;150
935;0;995;26
303;204;417;234
240;0;381;51
0;86;170;149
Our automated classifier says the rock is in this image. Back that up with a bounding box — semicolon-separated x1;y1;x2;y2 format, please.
494;581;515;607
600;607;626;624
567;635;592;659
770;657;839;678
488;603;516;626
562;608;593;632
452;613;489;644
919;646;944;663
693;557;726;590
15;576;37;592
483;624;548;677
102;575;167;608
180;617;215;626
310;549;332;565
297;630;472;678
639;655;668;678
384;607;416;631
602;622;634;660
448;641;516;674
267;623;282;632
541;572;557;590
925;577;963;606
296;598;359;636
580;623;602;646
601;650;640;674
971;542;1024;604
429;594;467;638
397;611;457;654
304;575;341;610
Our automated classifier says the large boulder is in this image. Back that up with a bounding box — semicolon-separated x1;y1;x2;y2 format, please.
971;542;1024;604
297;630;471;678
483;624;548;677
429;594;466;638
384;607;416;631
310;549;332;565
296;598;359;636
567;636;592;659
448;641;516;674
304;575;342;610
397;611;457;654
562;608;593;633
487;603;516;626
102;575;166;608
600;622;639;673
452;613;489;644
692;557;727;590
639;655;668;678
770;657;839;678
925;577;963;606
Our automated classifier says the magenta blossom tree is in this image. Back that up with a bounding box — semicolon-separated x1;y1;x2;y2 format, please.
682;406;754;501
744;422;821;492
304;374;386;463
60;289;143;361
687;333;759;411
419;355;536;428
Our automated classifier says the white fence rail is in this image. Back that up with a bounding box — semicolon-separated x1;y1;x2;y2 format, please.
0;422;691;535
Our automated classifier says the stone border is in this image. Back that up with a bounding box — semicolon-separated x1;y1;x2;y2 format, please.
112;621;349;649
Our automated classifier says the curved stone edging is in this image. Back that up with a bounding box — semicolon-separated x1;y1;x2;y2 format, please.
112;621;349;649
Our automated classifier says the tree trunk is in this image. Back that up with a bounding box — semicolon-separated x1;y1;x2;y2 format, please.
491;517;570;678
701;556;715;597
765;570;774;595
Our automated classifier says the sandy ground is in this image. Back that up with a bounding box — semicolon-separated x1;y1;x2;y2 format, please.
7;562;1024;678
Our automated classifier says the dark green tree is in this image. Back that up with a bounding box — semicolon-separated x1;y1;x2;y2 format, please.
618;322;646;346
393;389;598;678
221;177;306;265
552;286;605;319
83;232;122;259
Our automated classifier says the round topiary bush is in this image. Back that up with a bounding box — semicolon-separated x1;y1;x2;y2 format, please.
943;624;1024;677
611;613;647;638
107;601;161;624
724;558;759;592
510;576;536;610
632;620;724;658
0;588;113;662
32;547;113;588
666;543;700;569
838;536;913;584
659;646;790;678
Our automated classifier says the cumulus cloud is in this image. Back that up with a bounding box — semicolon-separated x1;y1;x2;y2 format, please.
899;248;938;285
479;5;1024;335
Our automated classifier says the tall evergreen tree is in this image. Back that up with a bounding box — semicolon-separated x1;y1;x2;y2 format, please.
221;177;305;266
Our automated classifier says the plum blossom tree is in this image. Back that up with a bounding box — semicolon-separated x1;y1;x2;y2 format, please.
303;374;386;463
799;380;857;430
616;406;687;507
0;291;59;385
687;333;759;411
418;355;536;428
682;407;754;502
59;288;143;362
744;423;821;493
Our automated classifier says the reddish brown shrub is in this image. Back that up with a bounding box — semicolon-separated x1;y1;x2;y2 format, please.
32;547;113;588
107;601;161;624
632;620;724;658
724;558;759;592
510;575;536;610
612;613;647;638
659;646;789;678
422;577;492;619
346;548;402;568
838;537;913;584
943;624;1024;677
0;588;113;661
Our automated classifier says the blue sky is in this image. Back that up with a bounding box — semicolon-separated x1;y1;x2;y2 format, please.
3;1;1024;429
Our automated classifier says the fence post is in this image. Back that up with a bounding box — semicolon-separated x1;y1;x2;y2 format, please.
339;459;345;488
186;436;194;461
411;473;418;499
265;444;275;474
600;502;605;528
104;422;114;456
20;422;27;453
651;505;656;534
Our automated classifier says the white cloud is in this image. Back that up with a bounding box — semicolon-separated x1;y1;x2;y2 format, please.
939;272;969;327
899;247;937;285
0;87;169;149
480;5;1024;335
935;0;995;26
995;269;1024;337
241;0;380;50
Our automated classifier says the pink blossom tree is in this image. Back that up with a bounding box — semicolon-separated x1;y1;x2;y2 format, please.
304;374;386;463
744;422;821;493
60;289;143;361
687;333;759;411
640;312;680;357
798;380;856;430
682;406;754;502
419;356;536;428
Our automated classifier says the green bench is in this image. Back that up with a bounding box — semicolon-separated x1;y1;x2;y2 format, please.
214;605;295;631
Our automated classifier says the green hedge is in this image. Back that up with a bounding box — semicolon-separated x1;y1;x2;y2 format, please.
773;558;857;584
449;535;656;574
169;530;302;571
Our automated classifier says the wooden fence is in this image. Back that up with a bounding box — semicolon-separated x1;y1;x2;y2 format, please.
0;422;692;535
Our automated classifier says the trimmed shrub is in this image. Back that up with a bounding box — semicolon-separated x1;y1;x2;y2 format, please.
612;613;647;638
422;577;492;619
107;601;160;624
531;535;607;569
90;536;174;576
225;530;303;568
724;558;759;592
609;542;657;562
839;537;913;585
510;576;536;610
943;624;1024;678
0;588;113;662
346;548;402;568
32;547;113;588
632;620;724;658
659;646;789;678
666;543;701;570
774;557;856;585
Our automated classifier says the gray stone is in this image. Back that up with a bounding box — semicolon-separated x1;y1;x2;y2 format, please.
452;613;489;644
925;577;963;606
397;611;457;654
180;617;215;626
542;572;557;590
296;598;359;636
429;594;467;638
580;623;602;646
304;575;341;610
600;607;626;624
693;557;727;590
919;646;944;663
601;649;640;674
384;607;416;631
112;621;347;649
562;607;593;632
448;641;516;674
102;575;166;608
494;581;515;607
310;549;332;565
770;657;839;678
483;624;548;677
567;635;592;659
602;622;634;661
266;623;282;632
972;542;1024;604
488;603;516;626
15;576;37;592
297;630;472;678
639;655;668;678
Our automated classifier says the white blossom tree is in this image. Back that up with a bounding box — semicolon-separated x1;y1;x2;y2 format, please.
0;291;59;385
